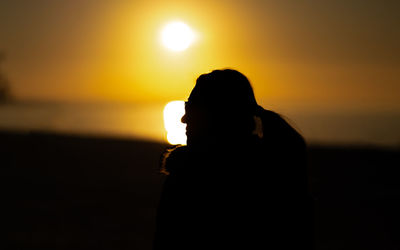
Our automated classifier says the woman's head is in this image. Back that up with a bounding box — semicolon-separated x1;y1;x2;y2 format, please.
182;69;258;146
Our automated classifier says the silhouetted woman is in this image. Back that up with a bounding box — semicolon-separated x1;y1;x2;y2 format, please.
154;69;313;250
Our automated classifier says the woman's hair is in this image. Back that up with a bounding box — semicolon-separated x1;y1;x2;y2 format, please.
185;69;259;136
160;69;306;174
188;69;258;115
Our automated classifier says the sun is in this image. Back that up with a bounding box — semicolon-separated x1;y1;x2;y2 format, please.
161;21;195;51
164;101;187;145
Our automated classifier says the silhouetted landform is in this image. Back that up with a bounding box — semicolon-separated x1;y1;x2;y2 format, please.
1;131;399;249
0;75;10;102
0;81;10;102
0;52;12;103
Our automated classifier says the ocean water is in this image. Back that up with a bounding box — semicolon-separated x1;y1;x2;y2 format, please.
287;111;400;147
0;101;166;142
0;101;399;147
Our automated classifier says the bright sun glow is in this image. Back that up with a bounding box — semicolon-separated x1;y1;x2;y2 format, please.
164;101;187;145
161;21;195;51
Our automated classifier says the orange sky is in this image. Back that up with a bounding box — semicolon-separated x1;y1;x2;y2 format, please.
0;0;399;112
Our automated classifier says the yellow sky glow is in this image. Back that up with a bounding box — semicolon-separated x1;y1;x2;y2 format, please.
0;0;398;112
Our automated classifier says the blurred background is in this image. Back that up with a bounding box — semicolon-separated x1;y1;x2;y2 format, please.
1;0;399;249
0;0;399;146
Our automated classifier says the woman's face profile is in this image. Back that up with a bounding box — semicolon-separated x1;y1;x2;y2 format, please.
181;101;216;146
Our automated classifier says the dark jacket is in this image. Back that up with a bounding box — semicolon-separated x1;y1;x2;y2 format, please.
154;108;313;250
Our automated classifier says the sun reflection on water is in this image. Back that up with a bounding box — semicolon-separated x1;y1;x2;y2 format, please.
163;101;187;145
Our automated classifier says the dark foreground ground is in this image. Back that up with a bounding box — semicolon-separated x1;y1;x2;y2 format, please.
1;131;399;249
